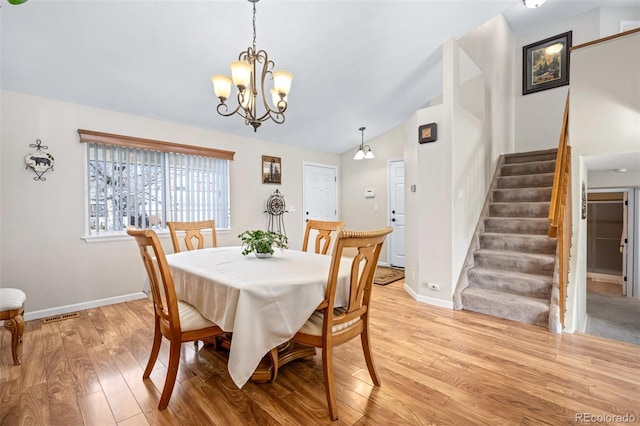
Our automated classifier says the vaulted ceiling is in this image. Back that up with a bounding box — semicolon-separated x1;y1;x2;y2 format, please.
2;0;636;154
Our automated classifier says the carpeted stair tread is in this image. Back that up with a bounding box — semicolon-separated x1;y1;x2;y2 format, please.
484;217;548;235
473;249;555;275
493;187;552;203
503;149;558;164
467;267;552;298
501;160;556;176
489;202;550;218
461;287;549;326
497;173;555;189
479;232;557;254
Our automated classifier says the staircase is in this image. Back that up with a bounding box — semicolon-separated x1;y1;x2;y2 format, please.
454;149;560;330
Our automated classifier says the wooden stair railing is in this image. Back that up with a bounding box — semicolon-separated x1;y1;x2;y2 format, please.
548;94;571;328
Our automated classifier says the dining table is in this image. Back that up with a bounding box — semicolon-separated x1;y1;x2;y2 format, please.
166;246;352;389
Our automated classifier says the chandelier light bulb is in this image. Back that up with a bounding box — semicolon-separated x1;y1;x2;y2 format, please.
270;88;288;111
353;149;365;160
273;70;293;96
230;61;252;91
211;75;232;101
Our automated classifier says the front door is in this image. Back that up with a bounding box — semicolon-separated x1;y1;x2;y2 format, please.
388;160;405;267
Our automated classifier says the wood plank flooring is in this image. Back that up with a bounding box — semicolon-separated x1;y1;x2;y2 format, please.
1;280;638;425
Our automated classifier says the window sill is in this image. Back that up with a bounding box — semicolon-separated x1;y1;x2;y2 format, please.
82;228;231;244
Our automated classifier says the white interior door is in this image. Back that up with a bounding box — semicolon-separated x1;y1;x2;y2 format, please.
303;162;338;225
388;160;405;267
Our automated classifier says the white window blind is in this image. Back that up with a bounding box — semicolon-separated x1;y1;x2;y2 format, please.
87;143;229;235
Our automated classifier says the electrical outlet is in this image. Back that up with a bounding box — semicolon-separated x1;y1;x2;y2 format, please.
428;283;440;291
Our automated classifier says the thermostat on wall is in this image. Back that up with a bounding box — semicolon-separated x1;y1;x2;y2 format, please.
365;189;375;198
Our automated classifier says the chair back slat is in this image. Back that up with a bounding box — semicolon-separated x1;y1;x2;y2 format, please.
302;220;345;255
167;220;217;253
127;227;181;333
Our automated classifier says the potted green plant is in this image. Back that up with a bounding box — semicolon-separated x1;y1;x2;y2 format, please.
238;230;288;257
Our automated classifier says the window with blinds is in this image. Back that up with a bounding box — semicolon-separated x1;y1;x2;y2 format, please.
86;143;230;235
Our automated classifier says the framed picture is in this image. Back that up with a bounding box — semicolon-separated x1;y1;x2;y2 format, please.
262;155;281;184
522;31;572;95
418;123;437;144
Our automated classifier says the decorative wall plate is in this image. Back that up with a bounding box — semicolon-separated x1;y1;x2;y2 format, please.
25;152;54;172
25;139;54;181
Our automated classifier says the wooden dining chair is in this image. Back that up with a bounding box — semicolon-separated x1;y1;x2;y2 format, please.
302;220;345;255
167;220;217;253
127;227;225;410
0;288;26;365
292;226;392;420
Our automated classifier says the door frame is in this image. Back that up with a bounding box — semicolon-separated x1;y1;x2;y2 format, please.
302;161;339;230
387;157;405;267
587;187;637;298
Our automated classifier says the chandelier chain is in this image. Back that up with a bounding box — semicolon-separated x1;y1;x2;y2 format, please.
252;1;257;52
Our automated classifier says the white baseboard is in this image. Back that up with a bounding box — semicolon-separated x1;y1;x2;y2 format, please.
24;292;148;321
403;283;454;309
587;272;623;284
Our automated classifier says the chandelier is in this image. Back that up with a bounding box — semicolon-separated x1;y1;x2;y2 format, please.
353;127;375;160
211;0;293;132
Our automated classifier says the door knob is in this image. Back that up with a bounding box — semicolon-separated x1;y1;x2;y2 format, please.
391;218;396;222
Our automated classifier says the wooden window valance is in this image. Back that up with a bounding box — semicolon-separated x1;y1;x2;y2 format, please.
77;129;235;161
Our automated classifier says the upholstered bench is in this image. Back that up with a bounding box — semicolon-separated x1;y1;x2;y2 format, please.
0;288;26;365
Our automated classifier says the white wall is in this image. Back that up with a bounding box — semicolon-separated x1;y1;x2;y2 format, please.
1;90;339;317
403;14;515;307
339;124;404;264
588;169;640;188
515;7;639;154
599;7;640;35
566;31;640;332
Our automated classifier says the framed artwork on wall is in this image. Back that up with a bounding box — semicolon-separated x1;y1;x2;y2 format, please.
262;155;281;184
522;31;572;95
418;123;437;144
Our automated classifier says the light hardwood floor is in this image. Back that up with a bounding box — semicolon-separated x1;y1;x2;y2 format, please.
1;280;638;425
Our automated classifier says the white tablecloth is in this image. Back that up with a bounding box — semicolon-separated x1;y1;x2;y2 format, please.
167;246;351;388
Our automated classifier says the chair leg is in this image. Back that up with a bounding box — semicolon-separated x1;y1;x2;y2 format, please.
144;320;162;379
5;315;24;365
158;340;182;410
361;325;381;386
322;345;339;421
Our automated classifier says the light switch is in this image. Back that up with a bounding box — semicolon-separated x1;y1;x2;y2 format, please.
365;189;375;198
